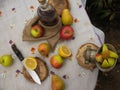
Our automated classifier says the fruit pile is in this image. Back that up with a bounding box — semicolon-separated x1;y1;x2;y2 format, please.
30;8;74;41
95;44;119;69
60;9;74;40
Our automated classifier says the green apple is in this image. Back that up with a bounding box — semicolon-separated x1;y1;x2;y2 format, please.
31;25;44;38
0;54;13;67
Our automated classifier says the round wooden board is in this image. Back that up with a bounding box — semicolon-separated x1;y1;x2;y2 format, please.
22;57;48;83
76;43;99;70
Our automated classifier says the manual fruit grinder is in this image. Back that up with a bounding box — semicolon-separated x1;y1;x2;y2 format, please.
83;44;118;72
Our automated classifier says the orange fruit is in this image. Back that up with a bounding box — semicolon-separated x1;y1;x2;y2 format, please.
23;57;37;70
58;45;72;58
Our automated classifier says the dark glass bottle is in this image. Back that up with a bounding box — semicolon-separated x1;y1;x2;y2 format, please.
37;0;58;26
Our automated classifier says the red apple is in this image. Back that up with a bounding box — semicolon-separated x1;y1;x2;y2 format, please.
50;55;64;69
31;24;44;38
60;26;74;40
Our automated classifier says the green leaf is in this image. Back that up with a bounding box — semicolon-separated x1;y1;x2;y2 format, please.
107;0;113;6
98;10;111;19
109;13;115;21
97;0;104;9
89;1;99;9
88;0;104;9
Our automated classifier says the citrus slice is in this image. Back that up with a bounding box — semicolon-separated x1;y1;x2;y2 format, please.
58;45;72;58
23;57;37;70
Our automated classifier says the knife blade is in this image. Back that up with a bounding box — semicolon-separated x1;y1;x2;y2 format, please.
11;43;41;85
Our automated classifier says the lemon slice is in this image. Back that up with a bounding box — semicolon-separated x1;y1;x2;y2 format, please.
58;45;72;58
23;57;37;70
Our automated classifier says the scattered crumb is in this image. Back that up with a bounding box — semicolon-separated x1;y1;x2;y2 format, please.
24;18;29;24
9;24;15;29
76;2;82;8
15;74;18;77
30;5;35;12
12;8;15;11
15;69;22;77
0;10;2;17
16;69;21;73
9;40;13;44
74;18;80;23
31;47;36;54
90;37;93;40
79;5;82;8
12;8;16;13
62;74;69;79
50;71;55;75
78;73;82;77
72;36;75;40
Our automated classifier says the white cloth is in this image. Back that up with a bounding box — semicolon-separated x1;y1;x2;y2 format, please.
81;0;87;7
0;0;104;90
81;0;105;44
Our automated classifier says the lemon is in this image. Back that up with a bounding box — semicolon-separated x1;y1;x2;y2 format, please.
58;45;72;58
23;57;37;70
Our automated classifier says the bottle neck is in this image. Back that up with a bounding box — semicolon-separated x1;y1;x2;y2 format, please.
39;0;49;10
38;0;47;4
39;1;54;11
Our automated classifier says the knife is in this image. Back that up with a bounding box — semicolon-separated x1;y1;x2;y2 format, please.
11;43;41;85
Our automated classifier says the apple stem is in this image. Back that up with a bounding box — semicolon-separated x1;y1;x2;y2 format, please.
65;30;69;34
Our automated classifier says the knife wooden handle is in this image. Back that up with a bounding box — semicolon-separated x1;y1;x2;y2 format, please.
11;44;24;61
